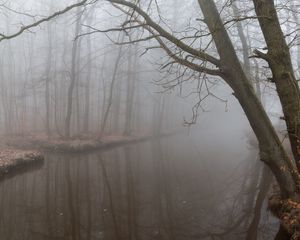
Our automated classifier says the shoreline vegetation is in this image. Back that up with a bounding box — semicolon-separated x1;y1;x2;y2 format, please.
6;133;161;153
0;132;169;179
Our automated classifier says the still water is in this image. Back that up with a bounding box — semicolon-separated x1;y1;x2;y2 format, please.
0;136;277;240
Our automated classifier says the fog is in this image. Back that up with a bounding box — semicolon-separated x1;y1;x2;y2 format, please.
0;0;298;239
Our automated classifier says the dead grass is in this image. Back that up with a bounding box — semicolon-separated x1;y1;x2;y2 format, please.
5;133;152;153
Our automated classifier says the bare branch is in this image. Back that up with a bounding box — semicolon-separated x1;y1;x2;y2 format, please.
112;34;160;45
222;15;271;26
0;4;38;18
154;33;221;76
77;23;146;39
0;0;94;42
107;0;221;67
250;49;269;61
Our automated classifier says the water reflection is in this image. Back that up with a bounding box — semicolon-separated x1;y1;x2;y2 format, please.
0;138;276;240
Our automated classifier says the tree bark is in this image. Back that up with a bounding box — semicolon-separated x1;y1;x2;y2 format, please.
252;0;300;172
197;0;299;197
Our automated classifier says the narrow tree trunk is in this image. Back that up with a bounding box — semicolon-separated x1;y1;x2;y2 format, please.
65;3;83;138
99;33;125;137
83;13;93;133
291;7;300;78
112;81;121;134
232;0;251;78
124;45;136;136
75;33;83;135
45;11;53;136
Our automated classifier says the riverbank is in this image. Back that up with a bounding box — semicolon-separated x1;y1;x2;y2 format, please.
0;133;169;177
5;133;163;153
0;149;44;180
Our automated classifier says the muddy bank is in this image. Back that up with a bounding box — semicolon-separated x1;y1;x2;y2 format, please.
269;195;300;239
6;134;163;153
0;150;44;180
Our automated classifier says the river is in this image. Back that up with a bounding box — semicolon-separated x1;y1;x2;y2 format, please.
0;136;277;240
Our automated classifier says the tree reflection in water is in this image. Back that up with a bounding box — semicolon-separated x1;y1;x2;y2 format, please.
0;137;278;240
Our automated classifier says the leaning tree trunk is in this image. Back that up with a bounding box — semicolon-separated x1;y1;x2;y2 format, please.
252;0;300;172
232;3;273;235
198;0;300;238
197;0;299;196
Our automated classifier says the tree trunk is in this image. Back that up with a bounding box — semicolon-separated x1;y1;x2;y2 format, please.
252;0;300;172
112;81;121;134
197;0;299;197
45;10;53;137
124;45;136;136
65;3;83;138
232;0;251;78
83;14;93;134
99;33;125;137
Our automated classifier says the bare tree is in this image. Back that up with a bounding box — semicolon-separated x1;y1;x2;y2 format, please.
97;0;300;237
123;45;137;136
252;0;300;174
65;2;84;138
83;9;95;134
99;33;125;137
44;0;54;136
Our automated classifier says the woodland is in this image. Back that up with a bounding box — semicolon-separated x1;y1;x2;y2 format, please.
0;0;299;239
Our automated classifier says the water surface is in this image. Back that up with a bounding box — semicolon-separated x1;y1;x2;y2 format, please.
0;136;276;240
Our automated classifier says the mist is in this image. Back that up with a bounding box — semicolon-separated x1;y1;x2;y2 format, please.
0;0;298;239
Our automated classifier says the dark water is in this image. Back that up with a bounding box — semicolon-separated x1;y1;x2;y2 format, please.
0;136;277;240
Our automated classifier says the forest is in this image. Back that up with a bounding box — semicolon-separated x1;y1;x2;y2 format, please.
0;0;299;239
